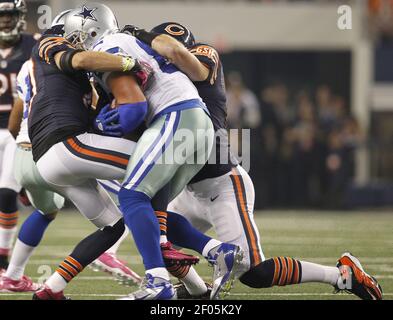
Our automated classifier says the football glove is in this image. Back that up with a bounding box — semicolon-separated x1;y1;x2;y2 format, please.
121;24;141;37
132;59;153;90
94;105;123;137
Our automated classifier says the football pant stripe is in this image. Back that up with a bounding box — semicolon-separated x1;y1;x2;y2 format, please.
123;111;181;190
230;167;262;267
64;137;129;170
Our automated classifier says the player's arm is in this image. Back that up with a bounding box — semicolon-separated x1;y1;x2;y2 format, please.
39;36;138;74
53;50;137;73
98;73;147;135
8;98;23;139
123;26;208;81
150;34;209;82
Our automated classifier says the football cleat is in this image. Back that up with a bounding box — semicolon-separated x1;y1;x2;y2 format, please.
32;285;70;300
174;282;212;300
161;242;200;267
0;275;42;293
208;243;244;300
335;252;383;300
89;252;142;286
118;274;176;300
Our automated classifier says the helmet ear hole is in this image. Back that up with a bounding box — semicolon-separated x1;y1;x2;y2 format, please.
90;31;97;38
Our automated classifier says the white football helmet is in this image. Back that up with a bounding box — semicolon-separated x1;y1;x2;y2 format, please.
64;2;119;50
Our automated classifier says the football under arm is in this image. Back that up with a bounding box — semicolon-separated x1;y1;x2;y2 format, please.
151;34;209;82
8;97;24;139
53;50;136;73
106;73;148;135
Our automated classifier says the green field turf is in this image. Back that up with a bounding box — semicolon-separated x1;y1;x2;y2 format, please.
1;209;392;300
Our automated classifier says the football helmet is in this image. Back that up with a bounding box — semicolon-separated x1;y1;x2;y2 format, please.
0;0;27;45
44;9;72;37
51;9;71;28
64;2;119;50
151;22;195;48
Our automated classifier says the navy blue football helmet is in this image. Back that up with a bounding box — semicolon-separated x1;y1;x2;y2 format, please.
0;0;26;44
151;22;195;48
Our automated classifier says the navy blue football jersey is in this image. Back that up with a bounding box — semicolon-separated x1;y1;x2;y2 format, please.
0;33;37;128
28;34;92;161
189;43;237;183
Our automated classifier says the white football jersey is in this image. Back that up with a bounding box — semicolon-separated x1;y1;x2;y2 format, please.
15;60;31;144
92;32;205;124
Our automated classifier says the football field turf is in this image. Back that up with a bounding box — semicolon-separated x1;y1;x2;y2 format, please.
1;209;392;300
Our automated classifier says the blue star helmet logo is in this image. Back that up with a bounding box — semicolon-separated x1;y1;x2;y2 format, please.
75;5;97;24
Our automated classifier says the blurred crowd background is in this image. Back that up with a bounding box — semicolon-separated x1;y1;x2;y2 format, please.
24;0;393;210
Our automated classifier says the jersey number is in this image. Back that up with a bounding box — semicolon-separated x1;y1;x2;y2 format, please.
0;72;17;97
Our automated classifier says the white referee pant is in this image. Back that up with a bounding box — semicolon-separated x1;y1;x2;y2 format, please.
168;165;265;274
36;133;135;228
0;129;21;192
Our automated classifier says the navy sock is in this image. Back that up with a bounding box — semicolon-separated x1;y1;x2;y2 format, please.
18;210;53;247
119;188;164;270
166;211;211;254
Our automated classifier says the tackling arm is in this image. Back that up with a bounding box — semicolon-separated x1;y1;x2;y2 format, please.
8;98;24;139
53;50;137;73
151;34;209;82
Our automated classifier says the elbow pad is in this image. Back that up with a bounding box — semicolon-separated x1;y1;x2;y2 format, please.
118;101;148;135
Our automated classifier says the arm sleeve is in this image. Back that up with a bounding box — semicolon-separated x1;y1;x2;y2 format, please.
37;36;76;65
16;61;30;101
189;44;220;85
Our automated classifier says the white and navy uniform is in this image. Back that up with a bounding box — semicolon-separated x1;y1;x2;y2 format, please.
14;60;122;215
28;32;136;227
93;33;214;201
13;60;64;214
0;33;36;193
168;44;264;273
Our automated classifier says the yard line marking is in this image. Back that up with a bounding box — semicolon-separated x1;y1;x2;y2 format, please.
229;292;393;297
12;274;388;282
1;292;393;297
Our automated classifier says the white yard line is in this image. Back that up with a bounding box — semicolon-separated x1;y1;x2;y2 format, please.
0;292;392;297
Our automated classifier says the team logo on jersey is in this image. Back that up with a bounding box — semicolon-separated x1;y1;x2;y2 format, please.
164;24;185;36
75;5;97;24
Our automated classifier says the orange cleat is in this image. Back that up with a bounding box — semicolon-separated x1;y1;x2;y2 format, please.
335;252;383;300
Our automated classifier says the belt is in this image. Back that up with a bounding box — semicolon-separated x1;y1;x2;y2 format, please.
17;142;32;151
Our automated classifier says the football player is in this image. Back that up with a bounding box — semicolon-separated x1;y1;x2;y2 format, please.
0;0;38;272
61;3;244;300
15;6;154;298
0;11;141;294
123;22;383;300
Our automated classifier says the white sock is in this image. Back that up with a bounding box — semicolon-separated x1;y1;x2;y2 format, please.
146;267;170;281
0;226;17;251
300;261;340;286
5;239;35;280
202;239;222;258
46;272;67;293
159;235;168;244
180;266;208;296
105;228;129;254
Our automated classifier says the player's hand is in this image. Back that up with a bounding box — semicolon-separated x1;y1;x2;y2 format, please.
94;105;123;137
132;59;153;90
121;25;141;37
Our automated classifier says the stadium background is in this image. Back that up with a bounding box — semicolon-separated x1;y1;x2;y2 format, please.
3;0;391;300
